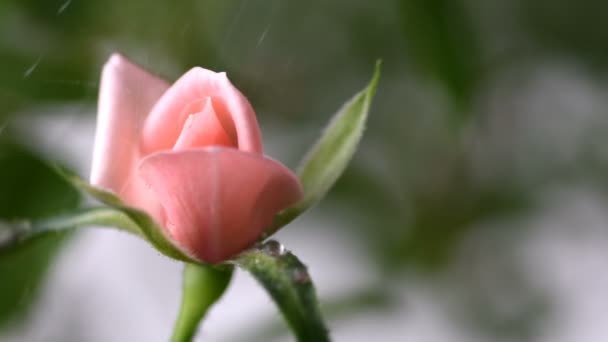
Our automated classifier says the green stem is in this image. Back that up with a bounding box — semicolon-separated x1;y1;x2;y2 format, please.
170;263;233;342
235;240;330;342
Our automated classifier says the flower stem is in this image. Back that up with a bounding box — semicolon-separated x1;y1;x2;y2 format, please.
235;241;330;342
170;263;233;342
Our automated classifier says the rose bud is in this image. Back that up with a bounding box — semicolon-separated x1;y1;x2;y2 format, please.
90;54;303;263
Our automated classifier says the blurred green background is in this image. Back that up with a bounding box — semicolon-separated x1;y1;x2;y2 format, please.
3;0;608;341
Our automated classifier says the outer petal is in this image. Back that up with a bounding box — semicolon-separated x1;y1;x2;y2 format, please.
138;148;303;263
90;53;170;193
141;68;262;155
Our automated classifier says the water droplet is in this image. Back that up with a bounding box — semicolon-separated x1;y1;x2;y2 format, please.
262;240;285;257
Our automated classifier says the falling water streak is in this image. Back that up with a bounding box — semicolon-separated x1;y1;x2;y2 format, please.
256;24;271;48
57;0;72;15
254;0;280;52
23;57;42;79
251;0;280;85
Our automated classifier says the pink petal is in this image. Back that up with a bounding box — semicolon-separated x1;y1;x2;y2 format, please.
119;172;167;227
173;98;235;150
141;68;262;155
138;148;303;263
90;54;169;193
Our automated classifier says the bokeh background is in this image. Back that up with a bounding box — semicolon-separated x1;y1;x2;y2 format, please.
2;0;608;341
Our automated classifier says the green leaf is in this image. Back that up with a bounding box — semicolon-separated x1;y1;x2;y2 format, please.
0;142;80;220
55;167;194;262
0;207;141;254
0;141;80;327
0;209;131;325
234;240;330;342
265;61;381;236
0;233;68;329
170;263;233;342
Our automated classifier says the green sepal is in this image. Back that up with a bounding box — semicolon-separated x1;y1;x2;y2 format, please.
55;166;195;262
265;61;381;236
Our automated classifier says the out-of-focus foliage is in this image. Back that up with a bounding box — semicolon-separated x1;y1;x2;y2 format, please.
0;141;79;327
399;0;482;111
2;0;608;340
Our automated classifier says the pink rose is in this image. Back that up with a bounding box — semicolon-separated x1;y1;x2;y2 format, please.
90;54;303;263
